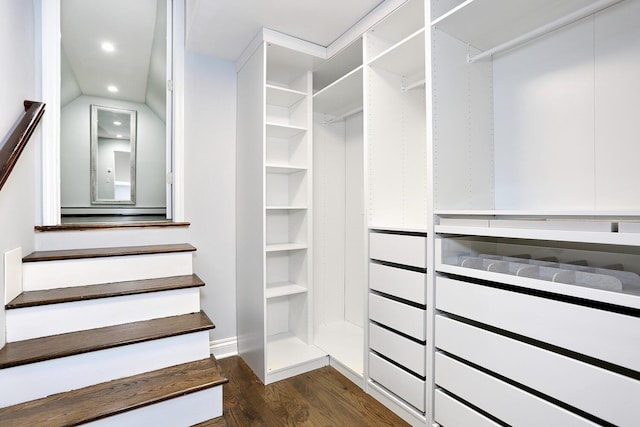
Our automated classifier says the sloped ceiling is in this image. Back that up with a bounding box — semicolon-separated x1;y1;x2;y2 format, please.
186;0;387;61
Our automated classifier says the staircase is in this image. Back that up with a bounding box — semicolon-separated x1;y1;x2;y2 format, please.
0;243;228;426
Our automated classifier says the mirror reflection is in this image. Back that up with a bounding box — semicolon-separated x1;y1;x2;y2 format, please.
59;0;168;222
91;105;137;204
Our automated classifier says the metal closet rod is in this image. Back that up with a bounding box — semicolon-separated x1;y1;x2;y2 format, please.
467;0;624;63
323;106;363;124
401;79;426;92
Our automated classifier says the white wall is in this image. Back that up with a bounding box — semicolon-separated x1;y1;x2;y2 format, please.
60;95;166;210
0;0;37;348
183;52;237;345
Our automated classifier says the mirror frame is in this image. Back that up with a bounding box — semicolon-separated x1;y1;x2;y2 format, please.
90;105;137;205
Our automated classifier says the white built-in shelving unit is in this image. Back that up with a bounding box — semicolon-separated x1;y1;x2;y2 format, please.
312;39;366;386
430;0;640;425
237;40;327;385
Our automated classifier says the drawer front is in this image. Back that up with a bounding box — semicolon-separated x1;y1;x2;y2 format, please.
435;353;598;427
434;390;500;427
369;322;425;376
369;232;426;268
369;262;426;304
436;276;640;372
369;293;425;341
435;315;640;427
369;352;425;412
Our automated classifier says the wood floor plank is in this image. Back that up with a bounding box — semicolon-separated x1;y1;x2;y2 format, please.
6;274;205;309
0;311;214;369
216;356;408;426
22;243;196;262
0;356;228;426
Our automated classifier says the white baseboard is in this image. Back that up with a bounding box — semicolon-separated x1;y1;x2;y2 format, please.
210;336;238;359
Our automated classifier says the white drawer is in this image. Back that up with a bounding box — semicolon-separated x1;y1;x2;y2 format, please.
435;353;598;427
369;262;426;304
434;390;501;427
369;352;425;412
436;276;640;372
369;322;425;376
369;232;426;268
369;293;425;341
435;315;640;427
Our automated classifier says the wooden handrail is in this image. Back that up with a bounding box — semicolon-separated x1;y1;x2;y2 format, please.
0;100;46;192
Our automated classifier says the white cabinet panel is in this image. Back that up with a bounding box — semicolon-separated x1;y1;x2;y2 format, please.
435;315;640;427
369;262;426;304
436;276;640;372
369;352;425;412
369;293;425;341
435;353;599;427
434;390;501;427
369;322;425;376
369;232;426;268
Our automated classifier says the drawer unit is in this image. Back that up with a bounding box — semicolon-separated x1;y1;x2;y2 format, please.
436;276;640;372
435;315;640;427
369;262;426;304
369;293;425;341
435;352;598;427
369;322;425;376
369;231;426;268
369;352;425;412
434;390;500;427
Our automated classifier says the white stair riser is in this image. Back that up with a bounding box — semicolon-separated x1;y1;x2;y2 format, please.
22;253;193;290
83;387;223;427
0;332;211;408
6;288;200;342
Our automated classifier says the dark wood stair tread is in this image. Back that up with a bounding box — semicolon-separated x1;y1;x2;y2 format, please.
6;274;205;309
0;356;228;426
22;243;196;262
0;311;214;369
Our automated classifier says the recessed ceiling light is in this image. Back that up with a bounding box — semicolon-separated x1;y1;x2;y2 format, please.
107;85;118;93
113;121;122;126
116;134;123;138
101;42;115;52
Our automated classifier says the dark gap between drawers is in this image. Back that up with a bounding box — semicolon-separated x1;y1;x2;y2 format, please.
437;272;640;318
370;320;427;346
370;349;426;381
436;350;616;427
369;229;427;237
436;388;510;427
370;290;427;310
370;258;427;274
437;313;640;381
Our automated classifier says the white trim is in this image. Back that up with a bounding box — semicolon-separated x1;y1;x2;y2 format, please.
262;28;326;59
4;247;22;305
327;0;409;58
210;336;239;359
171;0;186;221
39;0;61;226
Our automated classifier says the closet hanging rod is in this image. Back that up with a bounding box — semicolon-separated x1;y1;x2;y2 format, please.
401;79;426;92
323;106;363;125
467;0;623;63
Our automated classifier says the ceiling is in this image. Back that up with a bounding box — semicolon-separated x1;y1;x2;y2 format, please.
186;0;388;61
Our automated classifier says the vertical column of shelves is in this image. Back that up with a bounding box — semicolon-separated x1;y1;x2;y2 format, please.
264;51;326;382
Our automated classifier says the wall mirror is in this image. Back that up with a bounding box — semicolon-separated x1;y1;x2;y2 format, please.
90;105;137;204
59;0;170;221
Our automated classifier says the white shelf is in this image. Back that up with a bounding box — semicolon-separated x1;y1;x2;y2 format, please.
267;333;327;373
313;66;363;115
266;282;308;299
266;122;307;139
368;28;425;77
313;38;363;92
265;164;307;174
266;206;307;210
431;0;610;52
266;84;306;107
314;321;364;377
265;243;307;252
436;209;640;218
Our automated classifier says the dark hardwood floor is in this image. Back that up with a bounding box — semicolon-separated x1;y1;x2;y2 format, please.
207;356;409;426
